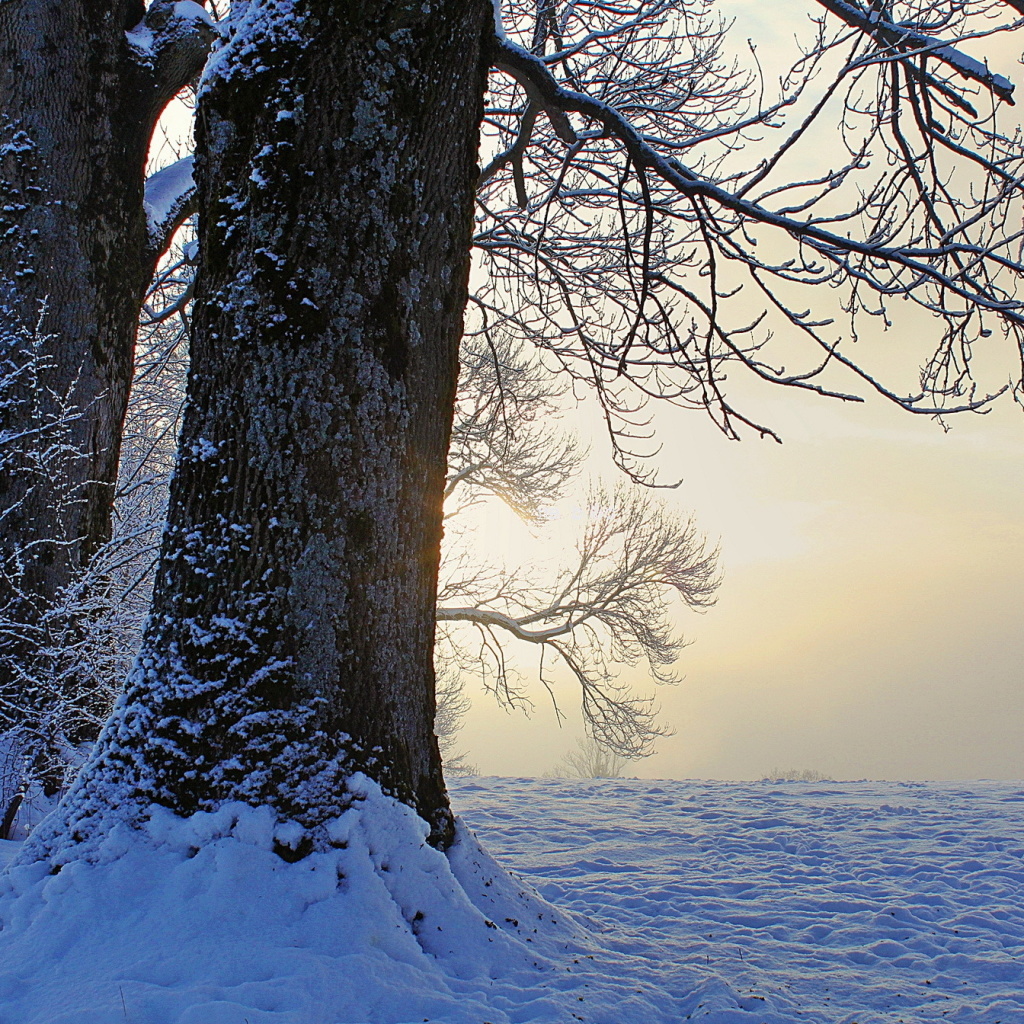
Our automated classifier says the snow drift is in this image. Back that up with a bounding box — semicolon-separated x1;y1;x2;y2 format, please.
0;775;673;1024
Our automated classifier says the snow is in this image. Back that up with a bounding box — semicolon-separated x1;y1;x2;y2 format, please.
492;0;509;42
124;20;156;56
457;777;1024;1022
144;155;195;241
0;776;1021;1022
932;45;1014;99
199;0;304;96
173;1;215;31
125;2;215;59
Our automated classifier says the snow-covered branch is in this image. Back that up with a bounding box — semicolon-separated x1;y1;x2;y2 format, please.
437;605;571;643
813;0;1015;104
144;155;196;263
487;34;1019;292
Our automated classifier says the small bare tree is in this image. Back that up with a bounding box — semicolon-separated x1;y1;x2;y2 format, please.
549;736;631;779
433;660;478;778
0;316;101;828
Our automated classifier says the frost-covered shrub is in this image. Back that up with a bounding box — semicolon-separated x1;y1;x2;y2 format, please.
547;736;632;779
761;767;833;783
0;280;188;837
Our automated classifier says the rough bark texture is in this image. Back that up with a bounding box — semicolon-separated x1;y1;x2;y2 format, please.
41;0;490;853
0;0;212;806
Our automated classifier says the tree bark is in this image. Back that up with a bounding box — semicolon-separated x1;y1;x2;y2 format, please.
42;0;490;853
0;0;213;802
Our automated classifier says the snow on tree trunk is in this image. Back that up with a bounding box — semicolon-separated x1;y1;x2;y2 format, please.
0;0;213;804
32;0;491;855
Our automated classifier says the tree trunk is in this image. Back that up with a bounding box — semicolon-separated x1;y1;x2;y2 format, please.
0;0;212;810
41;0;490;853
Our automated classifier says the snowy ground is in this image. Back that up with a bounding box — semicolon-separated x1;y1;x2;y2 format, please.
0;776;1021;1023
453;777;1024;1023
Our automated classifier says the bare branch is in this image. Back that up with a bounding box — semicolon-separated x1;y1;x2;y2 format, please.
446;335;584;522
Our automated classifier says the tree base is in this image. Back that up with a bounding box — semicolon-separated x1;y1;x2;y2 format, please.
0;777;678;1023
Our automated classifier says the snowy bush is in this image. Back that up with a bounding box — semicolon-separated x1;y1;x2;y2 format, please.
547;736;633;779
0;256;190;837
761;767;834;783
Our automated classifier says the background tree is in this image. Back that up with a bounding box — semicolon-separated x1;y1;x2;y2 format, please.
439;335;719;758
0;0;214;790
547;735;632;779
432;660;478;778
15;0;1024;870
762;767;833;783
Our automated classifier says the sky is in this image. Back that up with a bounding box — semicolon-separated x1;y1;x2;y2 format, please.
454;0;1024;782
456;380;1024;782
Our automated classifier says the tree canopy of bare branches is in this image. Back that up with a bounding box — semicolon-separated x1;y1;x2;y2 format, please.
475;0;1024;473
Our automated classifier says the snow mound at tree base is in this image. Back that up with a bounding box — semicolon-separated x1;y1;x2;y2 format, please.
0;776;679;1024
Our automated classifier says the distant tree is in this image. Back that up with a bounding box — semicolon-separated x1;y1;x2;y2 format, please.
13;0;1024;872
549;736;631;779
443;334;585;525
762;767;834;783
438;335;719;759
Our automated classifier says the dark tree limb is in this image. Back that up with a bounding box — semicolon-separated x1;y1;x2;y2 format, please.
126;0;218;124
812;0;1015;105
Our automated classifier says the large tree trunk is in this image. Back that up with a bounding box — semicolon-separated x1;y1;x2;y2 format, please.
0;0;212;811
38;0;490;853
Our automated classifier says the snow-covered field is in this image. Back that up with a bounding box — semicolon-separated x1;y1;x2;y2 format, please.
0;776;1022;1023
454;777;1024;1023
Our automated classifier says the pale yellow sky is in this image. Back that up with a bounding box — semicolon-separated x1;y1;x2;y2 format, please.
457;383;1024;781
454;1;1024;782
